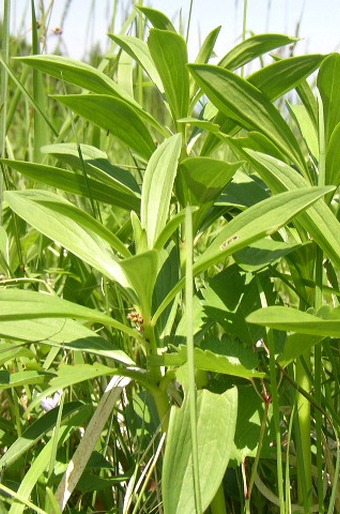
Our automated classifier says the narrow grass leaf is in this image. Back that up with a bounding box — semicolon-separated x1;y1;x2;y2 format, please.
1;158;140;212
141;134;182;247
162;388;238;514
148;29;189;121
0;370;51;389
4;190;133;285
188;64;306;171
219;33;298;70
52;94;156;160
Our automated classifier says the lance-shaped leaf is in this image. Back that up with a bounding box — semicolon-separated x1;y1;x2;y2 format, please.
148;29;189;121
162;388;238;514
52;94;156;160
141;134;182;248
317;52;340;143
243;150;340;269
326;121;340;187
4;190;133;288
136;6;176;32
188;63;306;171
219;33;298;70
153;186;334;323
17;54;164;135
1;158;140;212
108;34;164;93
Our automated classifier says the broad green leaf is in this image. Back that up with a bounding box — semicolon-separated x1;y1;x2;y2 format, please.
4;190;133;285
136;6;176;32
52;94;156;160
0;288;138;339
153;186;333;323
42;142;140;193
188;64;306;172
249;54;324;101
219;33;298;70
108;33;164;92
194;187;333;276
278;333;324;367
326;121;340;187
17;53;165;135
158;345;265;379
141;134;182;247
1;158;140;212
234;238;302;272
243;150;340;269
148;29;189;121
0;318;134;365
0;370;52;389
0;402;85;470
247;305;340;337
120;250;159;316
162;388;238;514
317;53;340;143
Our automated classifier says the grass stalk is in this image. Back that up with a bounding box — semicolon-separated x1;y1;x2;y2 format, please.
0;0;11;223
185;206;202;514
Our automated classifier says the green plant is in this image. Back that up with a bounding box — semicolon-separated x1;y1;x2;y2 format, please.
0;3;339;514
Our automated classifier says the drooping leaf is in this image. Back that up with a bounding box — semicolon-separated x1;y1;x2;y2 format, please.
148;29;189;121
141;134;182;248
162;388;238;514
4;189;132;286
1;158;140;212
188;63;306;172
0;369;52;390
52;94;156;160
234;238;302;272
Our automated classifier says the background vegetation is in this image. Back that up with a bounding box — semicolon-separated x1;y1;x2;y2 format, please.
0;1;339;513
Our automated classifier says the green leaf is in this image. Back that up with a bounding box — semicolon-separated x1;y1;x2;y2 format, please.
4;189;132;285
0;402;85;470
42;142;140;193
243;150;340;269
160;345;265;379
141;134;182;247
247;305;340;338
136;6;176;32
289;104;319;159
219;33;298;70
278;333;324;367
162;388;238;514
317;53;340;143
326;121;340;187
188;63;306;171
0;318;134;365
195;26;221;65
148;29;189;121
108;33;164;92
120;250;159;316
1;158;140;212
234;238;302;272
52;94;156;160
0;370;52;390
